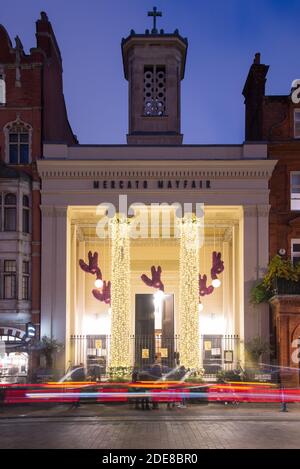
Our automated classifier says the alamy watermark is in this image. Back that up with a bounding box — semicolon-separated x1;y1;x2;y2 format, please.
95;194;204;247
291;79;300;104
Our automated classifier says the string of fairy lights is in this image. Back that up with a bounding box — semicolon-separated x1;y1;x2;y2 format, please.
109;214;131;368
178;214;201;370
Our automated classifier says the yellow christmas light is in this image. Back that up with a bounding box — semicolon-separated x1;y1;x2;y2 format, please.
109;214;131;369
178;214;200;370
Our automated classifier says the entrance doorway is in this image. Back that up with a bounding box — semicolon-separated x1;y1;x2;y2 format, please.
135;293;175;370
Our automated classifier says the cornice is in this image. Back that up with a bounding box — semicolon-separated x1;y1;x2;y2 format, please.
37;159;277;180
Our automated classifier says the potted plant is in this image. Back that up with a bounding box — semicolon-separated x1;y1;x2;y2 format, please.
31;336;64;382
245;336;271;363
245;336;272;381
250;255;300;304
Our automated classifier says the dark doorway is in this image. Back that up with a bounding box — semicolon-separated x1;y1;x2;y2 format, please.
135;294;155;367
135;293;175;370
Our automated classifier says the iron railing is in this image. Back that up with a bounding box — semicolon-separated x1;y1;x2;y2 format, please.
69;334;240;375
272;278;300;295
200;334;240;376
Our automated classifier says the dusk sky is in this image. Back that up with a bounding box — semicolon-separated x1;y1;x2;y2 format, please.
1;0;299;144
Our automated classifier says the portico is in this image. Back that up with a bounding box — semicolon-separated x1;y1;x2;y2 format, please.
37;144;275;373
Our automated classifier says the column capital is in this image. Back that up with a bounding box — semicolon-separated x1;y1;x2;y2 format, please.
257;204;271;217
243;205;257;217
40;205;54;217
55;206;68;218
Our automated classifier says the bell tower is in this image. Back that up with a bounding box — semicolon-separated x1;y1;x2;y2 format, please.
122;7;188;145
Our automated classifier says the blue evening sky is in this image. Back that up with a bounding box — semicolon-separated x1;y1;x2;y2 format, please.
1;0;299;144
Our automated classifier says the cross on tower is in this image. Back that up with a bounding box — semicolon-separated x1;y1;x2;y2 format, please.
148;6;162;34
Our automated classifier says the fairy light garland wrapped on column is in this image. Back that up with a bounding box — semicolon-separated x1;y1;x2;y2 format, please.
109;214;131;369
178;214;201;370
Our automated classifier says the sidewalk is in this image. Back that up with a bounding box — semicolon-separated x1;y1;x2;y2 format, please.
1;402;300;420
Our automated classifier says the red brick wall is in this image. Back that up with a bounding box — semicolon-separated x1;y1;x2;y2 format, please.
0;13;77;338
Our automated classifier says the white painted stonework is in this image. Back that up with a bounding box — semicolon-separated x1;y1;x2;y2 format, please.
37;143;276;369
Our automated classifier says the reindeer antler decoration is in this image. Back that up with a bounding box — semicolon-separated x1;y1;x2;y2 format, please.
211;251;224;280
92;281;111;304
141;265;164;291
199;274;214;297
198;251;224;298
79;251;111;304
79;251;102;279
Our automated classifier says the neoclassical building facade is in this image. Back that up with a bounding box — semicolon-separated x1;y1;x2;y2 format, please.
4;10;300;381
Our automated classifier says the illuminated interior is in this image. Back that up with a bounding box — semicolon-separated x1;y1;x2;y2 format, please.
67;205;244;372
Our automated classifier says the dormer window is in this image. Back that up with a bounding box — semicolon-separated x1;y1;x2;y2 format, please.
4;119;32;164
294;109;300;138
143;65;166;116
0;73;5;105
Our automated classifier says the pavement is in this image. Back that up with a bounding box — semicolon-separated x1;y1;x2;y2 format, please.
1;401;300;420
1;403;300;448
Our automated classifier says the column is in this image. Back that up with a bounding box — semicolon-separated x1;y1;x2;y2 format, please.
40;206;69;370
178;216;200;370
40;205;55;339
243;204;270;341
109;215;131;369
243;205;258;343
222;238;231;335
257;204;271;340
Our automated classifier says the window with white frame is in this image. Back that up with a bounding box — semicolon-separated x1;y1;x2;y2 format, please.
22;195;30;233
291;172;300;210
295;110;300;138
0;192;30;233
22;261;30;300
0;74;5;105
3;260;17;299
291;239;300;266
4;193;17;231
4;119;31;165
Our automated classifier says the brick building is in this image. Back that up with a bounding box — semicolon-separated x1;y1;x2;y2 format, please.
0;12;76;380
243;53;300;384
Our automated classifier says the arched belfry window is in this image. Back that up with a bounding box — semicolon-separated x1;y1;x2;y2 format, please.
144;65;166;116
4;118;32;164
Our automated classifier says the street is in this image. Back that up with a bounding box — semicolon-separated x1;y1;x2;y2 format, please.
1;404;300;449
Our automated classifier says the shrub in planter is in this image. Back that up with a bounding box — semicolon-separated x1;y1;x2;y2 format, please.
250;255;300;304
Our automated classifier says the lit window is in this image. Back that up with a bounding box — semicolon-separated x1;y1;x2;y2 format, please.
4;193;16;231
22;261;30;300
4;260;16;299
0;75;5;105
295;110;300;138
22;195;30;233
291;239;300;266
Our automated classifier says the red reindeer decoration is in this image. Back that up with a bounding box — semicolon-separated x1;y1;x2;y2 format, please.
198;252;224;298
79;251;102;280
141;265;164;291
199;274;214;297
79;251;111;304
92;281;111;305
210;251;224;280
